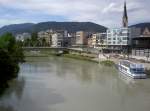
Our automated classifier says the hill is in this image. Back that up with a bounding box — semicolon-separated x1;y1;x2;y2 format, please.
0;23;34;35
130;22;150;33
0;22;107;35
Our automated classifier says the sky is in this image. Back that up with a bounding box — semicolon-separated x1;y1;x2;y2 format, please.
0;0;149;28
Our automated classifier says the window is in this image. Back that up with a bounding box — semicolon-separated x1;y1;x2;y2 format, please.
108;38;111;40
122;41;127;44
108;42;111;44
113;38;116;40
122;37;127;40
113;32;117;36
121;33;128;36
107;34;111;37
117;42;120;44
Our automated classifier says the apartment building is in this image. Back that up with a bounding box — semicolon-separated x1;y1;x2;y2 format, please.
106;28;130;51
51;30;68;47
38;29;53;46
91;33;107;48
75;31;89;47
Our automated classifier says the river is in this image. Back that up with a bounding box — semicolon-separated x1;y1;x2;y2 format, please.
0;57;150;111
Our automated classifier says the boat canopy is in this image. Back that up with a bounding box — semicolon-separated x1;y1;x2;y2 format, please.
120;60;144;69
130;63;144;69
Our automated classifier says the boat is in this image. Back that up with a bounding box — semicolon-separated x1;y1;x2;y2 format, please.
118;60;146;79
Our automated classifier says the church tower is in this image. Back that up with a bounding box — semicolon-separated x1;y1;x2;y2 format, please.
122;1;128;27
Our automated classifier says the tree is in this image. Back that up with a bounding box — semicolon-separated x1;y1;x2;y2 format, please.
42;38;46;46
0;33;25;63
0;33;24;95
31;32;38;47
0;49;19;95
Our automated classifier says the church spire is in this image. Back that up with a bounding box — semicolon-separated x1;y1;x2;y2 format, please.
123;1;128;27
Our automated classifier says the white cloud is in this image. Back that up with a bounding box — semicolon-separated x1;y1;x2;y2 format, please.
102;3;117;13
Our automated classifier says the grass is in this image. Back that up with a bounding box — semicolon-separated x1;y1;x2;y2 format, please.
100;60;115;66
63;54;97;62
63;54;114;66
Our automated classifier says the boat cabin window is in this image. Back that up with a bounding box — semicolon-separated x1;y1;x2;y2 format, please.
130;68;144;74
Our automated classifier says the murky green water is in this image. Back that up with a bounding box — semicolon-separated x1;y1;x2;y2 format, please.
0;57;150;111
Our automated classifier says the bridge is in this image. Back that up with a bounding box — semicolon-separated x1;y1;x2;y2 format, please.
22;47;87;52
23;47;67;50
23;47;99;56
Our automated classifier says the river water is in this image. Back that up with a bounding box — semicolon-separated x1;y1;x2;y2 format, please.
0;57;150;111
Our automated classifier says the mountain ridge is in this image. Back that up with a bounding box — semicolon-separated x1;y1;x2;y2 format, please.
0;22;150;35
0;22;107;35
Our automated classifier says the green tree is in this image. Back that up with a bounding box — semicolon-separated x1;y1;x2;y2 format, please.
31;32;38;47
0;33;24;95
0;33;25;63
0;49;19;95
42;38;46;46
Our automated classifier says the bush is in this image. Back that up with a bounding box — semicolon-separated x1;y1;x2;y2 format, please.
100;60;114;66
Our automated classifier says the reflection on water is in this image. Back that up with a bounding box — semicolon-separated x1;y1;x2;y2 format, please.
0;77;25;111
0;57;150;111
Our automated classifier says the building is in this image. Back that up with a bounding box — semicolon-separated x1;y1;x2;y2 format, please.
122;1;128;28
132;27;150;57
91;33;107;48
106;28;129;51
87;37;93;47
66;33;76;47
16;33;31;41
106;1;130;53
51;33;63;47
51;30;68;47
75;31;89;47
38;29;53;46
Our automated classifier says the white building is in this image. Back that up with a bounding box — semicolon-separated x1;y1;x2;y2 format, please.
51;32;65;47
106;28;130;50
16;33;31;41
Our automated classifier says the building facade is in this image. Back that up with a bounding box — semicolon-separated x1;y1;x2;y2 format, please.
106;28;129;51
51;33;63;47
132;27;150;57
105;1;130;53
91;33;107;48
51;30;68;47
75;31;89;47
38;29;53;46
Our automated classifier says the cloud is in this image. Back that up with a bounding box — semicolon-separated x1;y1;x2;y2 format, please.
0;0;149;28
102;3;118;13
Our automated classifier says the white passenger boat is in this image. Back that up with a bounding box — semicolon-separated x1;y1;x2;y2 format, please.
118;60;146;79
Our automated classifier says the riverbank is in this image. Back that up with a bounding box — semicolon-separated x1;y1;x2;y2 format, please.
24;50;115;66
24;49;150;69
